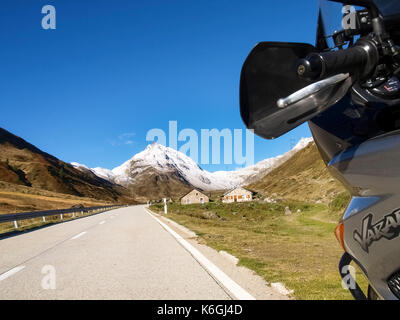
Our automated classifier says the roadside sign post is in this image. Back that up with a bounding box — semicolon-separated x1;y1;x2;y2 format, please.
163;198;167;215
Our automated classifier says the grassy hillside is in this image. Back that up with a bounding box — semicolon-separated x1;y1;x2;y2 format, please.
0;181;114;214
247;143;349;204
150;201;367;300
0;127;133;203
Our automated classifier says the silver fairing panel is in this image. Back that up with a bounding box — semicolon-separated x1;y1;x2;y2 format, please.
328;131;400;299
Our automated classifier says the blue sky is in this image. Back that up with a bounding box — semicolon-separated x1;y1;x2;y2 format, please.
0;0;318;172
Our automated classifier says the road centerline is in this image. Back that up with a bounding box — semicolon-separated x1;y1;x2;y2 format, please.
70;231;87;240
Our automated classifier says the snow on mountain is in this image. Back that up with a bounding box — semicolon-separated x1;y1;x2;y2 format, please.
210;137;313;187
111;142;222;189
70;162;90;171
71;137;313;191
91;167;116;182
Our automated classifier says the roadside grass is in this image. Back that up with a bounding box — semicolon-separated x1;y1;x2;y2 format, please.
0;216;62;234
150;200;368;300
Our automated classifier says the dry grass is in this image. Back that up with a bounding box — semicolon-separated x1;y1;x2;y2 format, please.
0;181;111;214
150;200;368;300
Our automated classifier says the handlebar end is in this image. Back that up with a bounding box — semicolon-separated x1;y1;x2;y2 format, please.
296;55;323;81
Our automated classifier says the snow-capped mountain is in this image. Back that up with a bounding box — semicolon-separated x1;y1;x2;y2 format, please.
71;137;313;194
210;137;313;187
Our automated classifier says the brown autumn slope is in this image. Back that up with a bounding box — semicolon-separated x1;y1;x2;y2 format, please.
127;166;193;202
0;127;132;204
247;142;348;204
0;181;112;214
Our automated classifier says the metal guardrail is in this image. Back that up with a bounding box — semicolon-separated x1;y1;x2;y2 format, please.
0;205;123;229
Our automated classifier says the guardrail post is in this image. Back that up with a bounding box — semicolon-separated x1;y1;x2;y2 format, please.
42;216;46;222
14;220;18;229
81;210;83;215
73;212;75;218
60;214;63;220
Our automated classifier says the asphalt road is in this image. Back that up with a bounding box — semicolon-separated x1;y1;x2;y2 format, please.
0;205;233;299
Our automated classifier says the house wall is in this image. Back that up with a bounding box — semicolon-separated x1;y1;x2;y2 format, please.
181;190;209;205
222;188;252;203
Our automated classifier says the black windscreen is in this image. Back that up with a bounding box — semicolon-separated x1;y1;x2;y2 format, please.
373;0;400;17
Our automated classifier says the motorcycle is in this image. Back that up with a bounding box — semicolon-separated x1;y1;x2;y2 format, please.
239;0;400;300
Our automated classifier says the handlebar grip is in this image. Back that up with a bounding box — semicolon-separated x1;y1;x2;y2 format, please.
297;39;378;81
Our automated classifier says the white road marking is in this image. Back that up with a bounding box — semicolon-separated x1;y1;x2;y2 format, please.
99;221;105;225
145;209;256;300
0;266;25;281
70;231;87;240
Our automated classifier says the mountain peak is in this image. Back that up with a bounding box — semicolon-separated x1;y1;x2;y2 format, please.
78;137;313;193
293;137;313;151
145;141;162;150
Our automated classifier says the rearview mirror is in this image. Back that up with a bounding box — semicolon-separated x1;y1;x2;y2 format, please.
239;42;352;139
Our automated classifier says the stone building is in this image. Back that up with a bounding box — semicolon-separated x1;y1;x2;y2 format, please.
222;187;253;203
180;189;209;205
